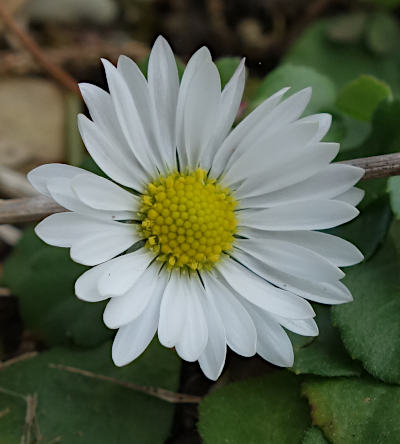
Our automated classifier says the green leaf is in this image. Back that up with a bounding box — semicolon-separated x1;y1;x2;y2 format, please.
2;228;111;347
366;12;400;56
291;305;362;377
198;371;310;444
332;225;400;383
0;341;180;443
0;390;25;443
326;12;367;44
303;378;400;443
388;176;400;218
353;99;400;159
285;19;400;95
251;64;336;115
336;75;392;122
302;427;329;444
215;57;241;89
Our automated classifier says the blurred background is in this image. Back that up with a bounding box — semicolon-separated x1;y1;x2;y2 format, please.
0;0;400;443
0;0;398;181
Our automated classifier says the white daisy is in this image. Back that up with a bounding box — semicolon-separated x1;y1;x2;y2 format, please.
27;36;364;380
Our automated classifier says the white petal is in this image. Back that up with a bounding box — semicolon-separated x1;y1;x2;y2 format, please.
45;176;130;221
198;291;227;381
239;200;359;231
204;59;246;169
75;261;114;302
147;36;179;169
35;212;103;247
210;87;289;178
244;302;294;367
175;278;208;362
98;249;152;297
102;59;156;176
217;259;315;319
183;59;221;169
224;87;312;174
158;272;187;347
233;248;353;304
104;263;165;329
70;226;138;266
240;229;363;267
176;47;212;168
27;163;86;197
117;55;168;173
297;113;332;142
238;164;364;209
335;187;365;206
77;114;147;190
235;142;340;199
112;273;166;366
35;212;138;266
274;315;319;337
224;121;319;186
203;272;256;357
71;173;139;212
78;86;148;190
236;238;344;281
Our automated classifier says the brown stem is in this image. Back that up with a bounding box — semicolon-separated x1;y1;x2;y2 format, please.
0;153;399;224
0;195;65;224
340;152;400;180
49;363;202;404
0;2;80;95
0;39;149;76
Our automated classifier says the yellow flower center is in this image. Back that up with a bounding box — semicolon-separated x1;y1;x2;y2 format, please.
139;169;237;271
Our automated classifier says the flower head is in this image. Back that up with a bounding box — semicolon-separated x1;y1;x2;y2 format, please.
28;36;364;380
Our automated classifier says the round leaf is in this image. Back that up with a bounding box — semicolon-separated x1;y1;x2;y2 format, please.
198;371;311;444
303;378;400;443
333;226;400;383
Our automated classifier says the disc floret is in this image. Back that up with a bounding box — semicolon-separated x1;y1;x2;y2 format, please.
139;169;237;271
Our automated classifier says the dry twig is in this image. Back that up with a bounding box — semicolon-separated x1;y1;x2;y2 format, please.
0;195;65;224
0;224;22;245
49;363;202;404
341;152;400;180
0;352;38;369
0;39;149;76
0;165;37;198
0;1;79;95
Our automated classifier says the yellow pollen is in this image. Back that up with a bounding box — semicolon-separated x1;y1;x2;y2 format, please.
139;169;237;271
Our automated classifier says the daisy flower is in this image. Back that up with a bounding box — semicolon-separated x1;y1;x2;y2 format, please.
28;36;364;380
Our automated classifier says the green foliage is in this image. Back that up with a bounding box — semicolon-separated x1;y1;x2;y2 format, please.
0;341;180;443
251;64;336;114
326;12;367;44
336;75;392;121
302;427;329;444
0;391;25;443
303;378;400;443
366;12;400;55
292;305;362;377
215;57;242;88
2;228;111;347
388;176;400;218
198;372;310;444
285;18;400;95
333;226;400;383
